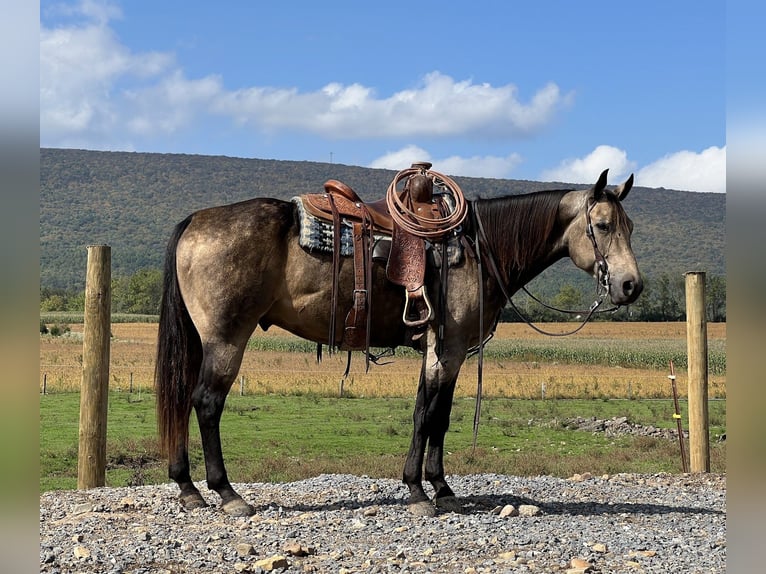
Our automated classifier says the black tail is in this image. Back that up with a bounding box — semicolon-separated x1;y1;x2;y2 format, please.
155;216;202;458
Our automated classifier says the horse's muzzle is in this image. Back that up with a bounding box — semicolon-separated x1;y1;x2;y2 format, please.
611;273;643;305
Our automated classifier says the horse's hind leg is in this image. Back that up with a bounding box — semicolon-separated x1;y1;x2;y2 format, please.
193;340;254;517
169;443;207;510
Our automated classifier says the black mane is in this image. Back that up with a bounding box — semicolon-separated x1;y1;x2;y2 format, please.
473;189;572;278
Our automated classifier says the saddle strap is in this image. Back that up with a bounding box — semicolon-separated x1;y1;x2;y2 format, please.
342;218;373;361
327;193;342;351
343;223;368;349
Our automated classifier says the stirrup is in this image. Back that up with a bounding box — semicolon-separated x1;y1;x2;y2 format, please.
402;286;434;327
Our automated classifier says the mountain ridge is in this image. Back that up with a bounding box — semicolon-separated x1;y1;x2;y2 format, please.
40;148;725;295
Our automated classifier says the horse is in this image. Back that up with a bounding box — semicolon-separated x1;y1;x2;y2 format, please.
154;168;642;517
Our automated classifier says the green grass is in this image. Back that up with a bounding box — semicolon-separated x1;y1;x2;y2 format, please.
40;312;159;324
40;392;726;493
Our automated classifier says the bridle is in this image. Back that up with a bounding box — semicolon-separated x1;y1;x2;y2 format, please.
473;194;621;339
585;196;611;300
469;192;622;450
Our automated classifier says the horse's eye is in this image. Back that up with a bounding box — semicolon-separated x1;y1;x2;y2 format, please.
596;222;610;233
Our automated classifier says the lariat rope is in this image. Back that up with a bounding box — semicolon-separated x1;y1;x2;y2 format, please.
385;166;467;239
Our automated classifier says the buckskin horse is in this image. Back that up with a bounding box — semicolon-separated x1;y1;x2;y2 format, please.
154;167;642;517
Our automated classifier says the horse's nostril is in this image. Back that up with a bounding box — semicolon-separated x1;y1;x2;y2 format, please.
622;278;644;300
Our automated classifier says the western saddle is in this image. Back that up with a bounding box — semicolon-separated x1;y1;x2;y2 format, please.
300;162;467;358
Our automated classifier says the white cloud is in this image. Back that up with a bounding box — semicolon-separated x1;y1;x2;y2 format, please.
212;73;569;139
40;1;175;144
369;145;432;171
369;146;523;179
124;71;224;136
637;146;726;193
40;2;570;147
538;145;726;192
41;2;723;194
68;0;123;24
435;153;524;179
539;145;637;185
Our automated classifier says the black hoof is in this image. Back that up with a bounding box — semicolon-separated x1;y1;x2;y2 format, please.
434;495;462;513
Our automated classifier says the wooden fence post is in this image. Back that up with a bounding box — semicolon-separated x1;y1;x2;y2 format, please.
685;271;710;473
78;245;111;489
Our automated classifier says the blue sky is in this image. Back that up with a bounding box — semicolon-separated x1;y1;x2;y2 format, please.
40;0;726;192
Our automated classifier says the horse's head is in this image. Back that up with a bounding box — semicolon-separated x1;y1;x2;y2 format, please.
561;169;643;306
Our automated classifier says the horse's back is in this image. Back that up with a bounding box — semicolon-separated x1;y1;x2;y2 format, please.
186;196;294;234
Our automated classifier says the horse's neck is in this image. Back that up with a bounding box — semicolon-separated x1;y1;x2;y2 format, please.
473;193;569;295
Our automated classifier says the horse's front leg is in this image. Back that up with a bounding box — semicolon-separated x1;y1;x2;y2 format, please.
424;377;462;512
402;353;461;516
403;367;432;514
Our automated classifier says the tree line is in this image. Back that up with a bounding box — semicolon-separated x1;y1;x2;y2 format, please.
40;269;726;323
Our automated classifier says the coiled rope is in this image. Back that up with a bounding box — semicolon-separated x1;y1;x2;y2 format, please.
385;166;467;240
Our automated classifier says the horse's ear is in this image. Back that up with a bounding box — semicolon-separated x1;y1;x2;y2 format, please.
593;169;609;200
614;173;634;201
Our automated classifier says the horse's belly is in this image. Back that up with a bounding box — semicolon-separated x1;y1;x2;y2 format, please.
261;284;406;349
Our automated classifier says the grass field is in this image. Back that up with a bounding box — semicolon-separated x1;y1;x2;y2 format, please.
40;321;726;492
40;392;726;492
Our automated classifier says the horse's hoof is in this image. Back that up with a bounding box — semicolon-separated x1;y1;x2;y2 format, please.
221;498;255;517
434;495;462;513
179;492;208;510
408;500;436;517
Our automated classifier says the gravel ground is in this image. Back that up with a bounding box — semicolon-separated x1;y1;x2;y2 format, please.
40;472;725;573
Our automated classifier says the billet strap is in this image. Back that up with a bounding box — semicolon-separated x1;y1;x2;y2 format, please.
341;210;375;372
435;198;451;356
363;212;374;371
327;193;342;352
342;220;369;351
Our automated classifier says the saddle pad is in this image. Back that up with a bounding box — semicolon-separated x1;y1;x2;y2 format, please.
292;196;464;264
293;196;355;256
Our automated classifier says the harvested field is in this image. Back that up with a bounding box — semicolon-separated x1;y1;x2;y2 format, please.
39;322;726;399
